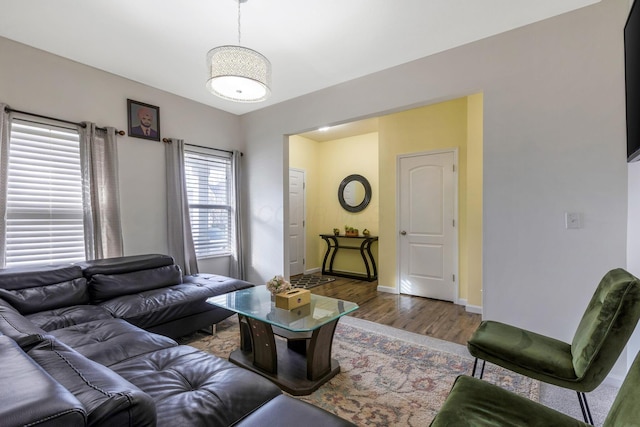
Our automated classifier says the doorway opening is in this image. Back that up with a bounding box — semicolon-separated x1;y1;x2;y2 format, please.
287;93;483;343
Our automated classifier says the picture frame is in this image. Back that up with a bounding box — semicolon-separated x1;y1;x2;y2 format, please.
127;99;160;141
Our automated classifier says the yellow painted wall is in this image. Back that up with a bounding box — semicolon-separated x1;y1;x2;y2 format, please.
317;133;379;274
289;135;321;272
289;133;379;274
378;95;483;306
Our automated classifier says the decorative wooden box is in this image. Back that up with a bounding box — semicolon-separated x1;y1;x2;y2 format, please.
345;230;359;237
275;288;311;310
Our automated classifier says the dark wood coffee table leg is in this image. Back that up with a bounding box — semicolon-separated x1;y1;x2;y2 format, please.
307;319;338;380
230;316;341;395
243;315;277;374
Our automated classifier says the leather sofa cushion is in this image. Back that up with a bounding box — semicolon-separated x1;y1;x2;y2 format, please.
233;395;357;427
111;345;282;427
0;277;89;315
0;335;86;427
89;265;182;304
51;318;177;367
29;337;156;427
0;299;46;349
78;253;175;277
26;305;114;332
0;265;88;314
183;273;254;294
0;264;82;290
99;283;218;329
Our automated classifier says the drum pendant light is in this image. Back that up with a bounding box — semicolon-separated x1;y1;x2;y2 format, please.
206;0;271;103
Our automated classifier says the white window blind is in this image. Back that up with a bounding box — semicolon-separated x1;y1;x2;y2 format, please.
4;119;85;267
184;149;232;257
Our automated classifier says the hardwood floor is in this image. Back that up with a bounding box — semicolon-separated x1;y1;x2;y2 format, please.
302;275;482;346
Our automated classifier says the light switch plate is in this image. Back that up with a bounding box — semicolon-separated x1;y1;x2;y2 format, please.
565;212;582;229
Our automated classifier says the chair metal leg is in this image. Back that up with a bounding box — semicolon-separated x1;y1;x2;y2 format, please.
577;391;594;425
471;358;486;379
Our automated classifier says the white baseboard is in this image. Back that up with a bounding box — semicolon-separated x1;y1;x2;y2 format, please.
458;298;483;315
377;285;398;294
465;304;483;315
304;267;320;275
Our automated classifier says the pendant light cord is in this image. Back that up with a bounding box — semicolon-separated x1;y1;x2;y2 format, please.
237;0;242;45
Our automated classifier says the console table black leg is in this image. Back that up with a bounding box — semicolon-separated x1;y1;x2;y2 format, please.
327;236;338;273
321;236;332;275
359;240;372;280
365;240;377;278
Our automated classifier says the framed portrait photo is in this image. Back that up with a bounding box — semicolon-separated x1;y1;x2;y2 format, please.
127;99;160;141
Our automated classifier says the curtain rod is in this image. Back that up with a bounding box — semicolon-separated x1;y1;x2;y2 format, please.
162;138;243;156
4;106;125;135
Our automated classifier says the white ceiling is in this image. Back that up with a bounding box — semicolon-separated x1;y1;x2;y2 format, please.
0;0;599;116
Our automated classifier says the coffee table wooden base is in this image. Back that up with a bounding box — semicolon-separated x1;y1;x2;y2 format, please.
230;315;341;396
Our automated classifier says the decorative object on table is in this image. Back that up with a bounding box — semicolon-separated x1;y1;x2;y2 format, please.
275;288;311;310
266;275;292;295
362;228;370;236
333;228;340;236
344;226;359;237
127;99;160;141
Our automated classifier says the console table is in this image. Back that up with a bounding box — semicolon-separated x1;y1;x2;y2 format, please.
319;234;378;281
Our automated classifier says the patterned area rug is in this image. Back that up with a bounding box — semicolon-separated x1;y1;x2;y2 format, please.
183;316;539;426
290;274;336;289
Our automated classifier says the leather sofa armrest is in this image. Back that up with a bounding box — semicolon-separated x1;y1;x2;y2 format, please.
0;335;86;427
28;337;157;427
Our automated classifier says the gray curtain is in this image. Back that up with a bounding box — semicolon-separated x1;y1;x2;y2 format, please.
165;139;198;275
0;104;11;266
229;150;245;279
80;122;124;260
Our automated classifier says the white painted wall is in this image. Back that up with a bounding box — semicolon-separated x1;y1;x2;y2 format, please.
0;37;241;274
627;162;640;370
242;0;632;378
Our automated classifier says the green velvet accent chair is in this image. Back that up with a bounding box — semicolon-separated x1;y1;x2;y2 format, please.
467;268;640;423
429;350;640;426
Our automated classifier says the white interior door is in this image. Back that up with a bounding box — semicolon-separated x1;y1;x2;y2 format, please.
289;168;305;276
398;151;457;301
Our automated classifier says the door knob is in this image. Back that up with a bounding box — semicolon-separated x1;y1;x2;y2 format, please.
400;230;407;235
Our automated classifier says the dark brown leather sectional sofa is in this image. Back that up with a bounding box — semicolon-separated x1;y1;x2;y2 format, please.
0;254;354;427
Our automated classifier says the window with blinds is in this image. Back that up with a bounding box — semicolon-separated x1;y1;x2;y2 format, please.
184;149;232;257
4;119;85;267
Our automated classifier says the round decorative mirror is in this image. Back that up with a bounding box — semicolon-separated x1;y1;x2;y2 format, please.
338;174;371;212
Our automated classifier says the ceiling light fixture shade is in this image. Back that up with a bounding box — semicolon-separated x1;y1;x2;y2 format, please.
206;45;271;102
206;0;271;103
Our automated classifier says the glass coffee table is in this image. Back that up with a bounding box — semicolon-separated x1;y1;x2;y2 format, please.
207;285;358;395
